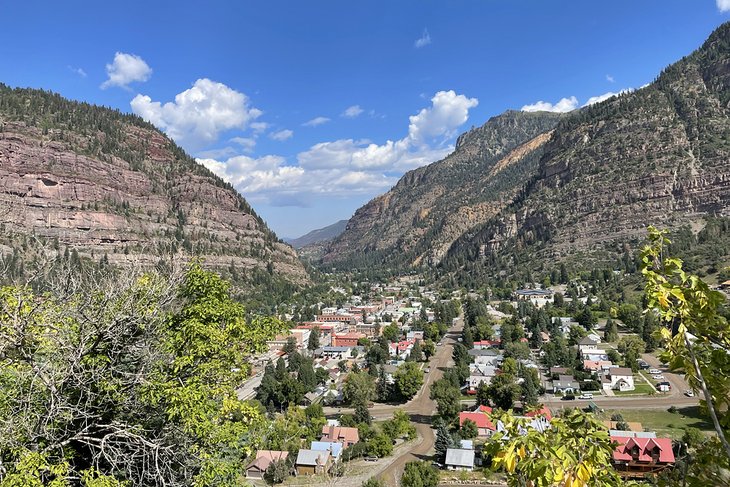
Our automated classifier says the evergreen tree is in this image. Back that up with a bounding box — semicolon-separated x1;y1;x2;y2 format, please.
307;326;321;351
434;420;455;462
376;365;391;402
283;336;297;355
603;318;618;342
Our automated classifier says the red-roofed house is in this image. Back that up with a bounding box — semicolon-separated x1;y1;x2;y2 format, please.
525;406;553;421
459;408;496;438
245;450;289;479
611;435;675;478
473;340;500;349
321;425;360;448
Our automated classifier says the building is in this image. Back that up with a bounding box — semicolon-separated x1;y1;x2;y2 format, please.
310;441;344;461
245;450;289;479
611;436;675;478
295;450;331;476
583;360;613;373
553;374;580;393
467;364;498;392
473;339;500;349
577;337;599;352
459;406;496;438
317;346;352;359
603;367;635;392
468;348;503;366
445;448;475;471
321;425;360;447
331;332;365;347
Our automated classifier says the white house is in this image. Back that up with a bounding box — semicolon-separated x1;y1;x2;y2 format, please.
577;337;599;353
468;348;503;366
603;367;635;392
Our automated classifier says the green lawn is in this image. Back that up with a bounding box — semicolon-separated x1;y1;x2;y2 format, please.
603;407;714;439
613;379;657;396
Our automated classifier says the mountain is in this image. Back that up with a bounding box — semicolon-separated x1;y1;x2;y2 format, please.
323;22;730;279
441;21;730;279
321;110;566;268
286;219;349;249
0;84;309;294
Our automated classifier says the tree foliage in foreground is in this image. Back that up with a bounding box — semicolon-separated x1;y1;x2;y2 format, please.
642;227;730;470
486;409;634;487
0;263;286;486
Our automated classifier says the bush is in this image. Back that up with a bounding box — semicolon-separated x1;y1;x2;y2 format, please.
668;406;679;414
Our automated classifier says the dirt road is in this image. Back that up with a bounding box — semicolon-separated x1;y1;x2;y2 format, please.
374;319;462;486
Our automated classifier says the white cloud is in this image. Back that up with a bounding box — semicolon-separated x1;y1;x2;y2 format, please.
250;122;269;133
130;78;262;150
303;116;331;127
407;90;479;144
718;0;730;12
583;89;632;107
415;28;432;48
270;129;294;141
100;52;152;89
342;105;364;118
521;96;579;113
230;136;257;152
199;90;478;206
68;66;87;78
606;74;615;83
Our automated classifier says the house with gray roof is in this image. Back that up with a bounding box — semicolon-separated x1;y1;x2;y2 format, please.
445;448;475;471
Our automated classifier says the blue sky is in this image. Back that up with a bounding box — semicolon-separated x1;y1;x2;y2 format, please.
1;1;729;237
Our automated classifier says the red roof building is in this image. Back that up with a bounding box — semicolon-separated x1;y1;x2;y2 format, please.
459;408;496;438
611;435;675;478
321;425;360;448
331;332;366;347
525;406;553;421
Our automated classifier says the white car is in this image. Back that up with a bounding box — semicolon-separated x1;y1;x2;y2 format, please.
685;390;695;397
652;374;665;380
578;393;594;400
649;368;662;375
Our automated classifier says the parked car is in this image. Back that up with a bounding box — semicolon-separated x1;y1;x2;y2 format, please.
638;360;650;369
652;374;665;380
562;394;576;401
578;393;594;400
685;390;695;397
657;381;671;391
649;368;662;375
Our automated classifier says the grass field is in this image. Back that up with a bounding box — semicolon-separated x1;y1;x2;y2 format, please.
613;379;657;396
603;406;714;439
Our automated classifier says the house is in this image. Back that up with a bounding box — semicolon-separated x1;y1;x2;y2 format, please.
603;367;635;392
310;441;344;461
583;360;613;373
468;348;503;366
586;332;602;343
473;339;500;349
525;406;553;421
459;406;496;438
611;436;675;478
318;346;352;359
245;451;289;479
577;337;599;352
549;367;570;377
467;365;498;391
389;339;416;360
321;425;360;447
553;374;580;393
295;449;331;476
445;448;475;471
609;429;655;438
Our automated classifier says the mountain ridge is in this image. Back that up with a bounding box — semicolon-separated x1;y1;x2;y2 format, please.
0;84;309;293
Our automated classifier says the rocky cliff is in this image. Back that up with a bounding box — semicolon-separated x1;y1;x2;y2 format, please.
442;22;730;275
321;110;565;268
0;85;309;288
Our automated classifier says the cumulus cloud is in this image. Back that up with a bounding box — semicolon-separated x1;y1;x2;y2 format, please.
342;105;364;118
130;78;262;150
583;91;620;106
408;90;479;144
101;52;152;89
303;116;331;127
198;90;478;206
718;0;730;12
521;96;579;113
270;129;294;141
415;28;432;48
606;74;615;83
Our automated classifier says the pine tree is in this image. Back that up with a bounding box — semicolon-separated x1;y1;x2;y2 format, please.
434;420;455;462
308;326;321;351
409;341;423;362
377;365;391;402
